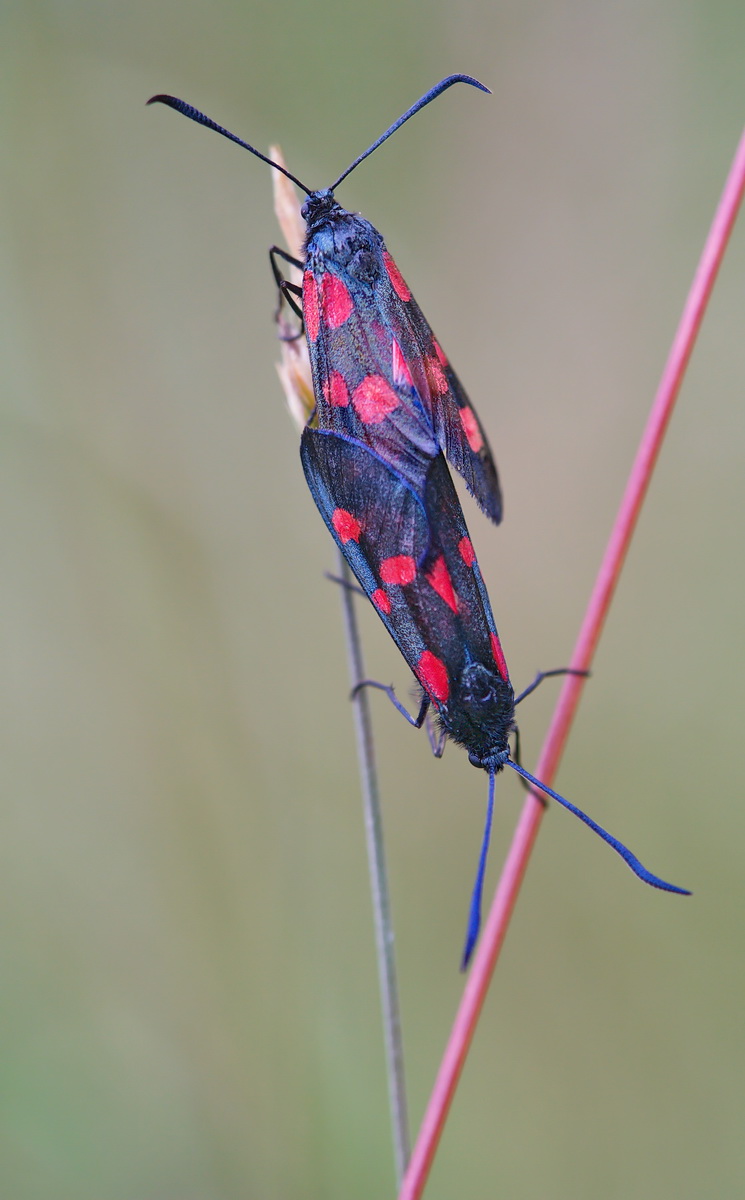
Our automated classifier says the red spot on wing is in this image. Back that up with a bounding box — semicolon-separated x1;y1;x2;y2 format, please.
458;536;476;567
417;650;450;703
432;339;448;367
392;339;414;388
332;508;361;543
321;272;354;328
303;274;319;342
490;632;509;682
425;555;458;613
352;375;400;423
371;588;391;614
380;555;416;585
383;251;411;301
323;370;349;407
460;404;484;452
425;356;449;395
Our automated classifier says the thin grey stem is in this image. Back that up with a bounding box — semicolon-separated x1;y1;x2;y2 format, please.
335;547;410;1182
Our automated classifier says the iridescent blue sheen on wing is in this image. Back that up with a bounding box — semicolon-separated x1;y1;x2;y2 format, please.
301;199;502;524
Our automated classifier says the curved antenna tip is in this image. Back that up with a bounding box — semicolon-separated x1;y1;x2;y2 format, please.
330;73;492;193
446;73;492;95
146;93;312;194
505;759;691;896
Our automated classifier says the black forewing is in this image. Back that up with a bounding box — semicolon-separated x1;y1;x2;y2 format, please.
301;427;431;674
301;428;504;731
376;249;502;524
302;213;501;524
303;264;442;493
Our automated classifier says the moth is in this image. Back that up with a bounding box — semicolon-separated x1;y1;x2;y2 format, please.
150;77;689;965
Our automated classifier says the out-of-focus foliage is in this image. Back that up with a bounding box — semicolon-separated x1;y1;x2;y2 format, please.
2;4;745;1198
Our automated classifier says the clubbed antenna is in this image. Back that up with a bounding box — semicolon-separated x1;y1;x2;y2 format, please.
461;761;690;969
461;770;496;969
148;74;490;198
329;74;491;191
505;760;691;893
147;94;313;194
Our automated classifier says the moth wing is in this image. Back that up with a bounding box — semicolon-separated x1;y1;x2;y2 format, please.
303;263;443;494
300;427;431;678
381;250;502;525
301;429;507;709
419;452;504;674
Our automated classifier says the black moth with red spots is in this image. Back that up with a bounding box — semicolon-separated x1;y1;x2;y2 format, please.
149;77;690;968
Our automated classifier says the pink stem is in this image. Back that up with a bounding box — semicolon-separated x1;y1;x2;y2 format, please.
399;125;745;1200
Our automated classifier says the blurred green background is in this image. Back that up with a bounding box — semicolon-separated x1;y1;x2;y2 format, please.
3;3;745;1198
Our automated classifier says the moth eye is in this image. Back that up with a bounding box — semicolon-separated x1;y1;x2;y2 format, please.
461;663;500;707
471;678;495;704
349;249;378;282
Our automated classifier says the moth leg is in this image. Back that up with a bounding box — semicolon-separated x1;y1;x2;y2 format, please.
277;324;303;343
269;246;304;324
268;245;293;304
279;279;303;322
269;244;303;273
514;667;590;707
511;725;547;806
425;709;447;758
324;571;366;598
352;680;430;729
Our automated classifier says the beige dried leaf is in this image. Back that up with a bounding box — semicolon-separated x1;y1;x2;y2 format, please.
270;144;313;431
